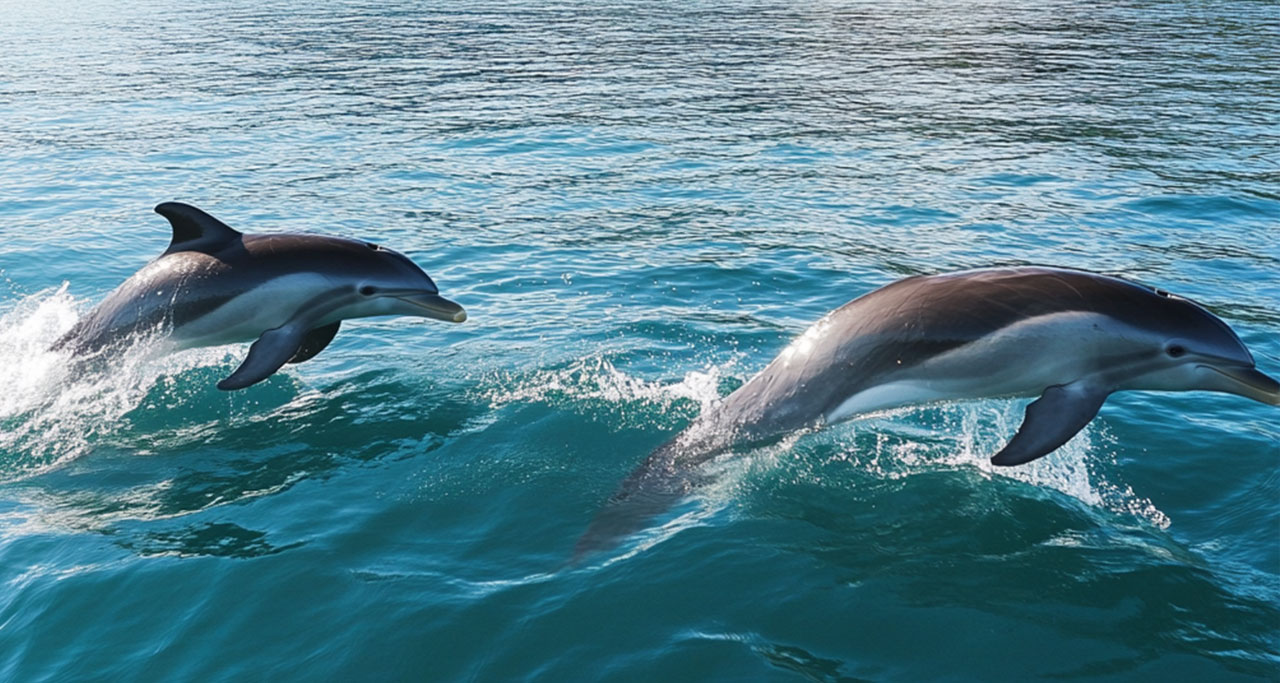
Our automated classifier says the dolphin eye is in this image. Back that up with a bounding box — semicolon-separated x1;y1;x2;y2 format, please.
359;285;378;296
1166;344;1186;358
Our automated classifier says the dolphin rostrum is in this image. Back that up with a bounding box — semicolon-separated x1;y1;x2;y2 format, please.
577;266;1279;558
53;202;466;390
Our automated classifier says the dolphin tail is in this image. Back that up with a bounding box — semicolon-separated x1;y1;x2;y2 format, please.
572;422;734;563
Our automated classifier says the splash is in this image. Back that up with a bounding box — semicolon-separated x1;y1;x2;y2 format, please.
799;401;1171;528
0;284;79;415
481;354;734;425
0;287;243;482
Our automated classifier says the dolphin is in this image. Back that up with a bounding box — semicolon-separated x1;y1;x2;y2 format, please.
52;202;466;390
576;266;1279;558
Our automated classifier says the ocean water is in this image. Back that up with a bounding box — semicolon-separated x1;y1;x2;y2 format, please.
1;0;1277;680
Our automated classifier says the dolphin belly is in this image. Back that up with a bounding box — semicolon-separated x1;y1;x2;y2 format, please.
822;311;1139;423
168;273;338;349
823;381;952;423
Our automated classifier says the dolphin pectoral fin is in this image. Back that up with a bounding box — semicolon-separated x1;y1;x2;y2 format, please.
288;322;340;364
991;383;1109;466
217;326;306;391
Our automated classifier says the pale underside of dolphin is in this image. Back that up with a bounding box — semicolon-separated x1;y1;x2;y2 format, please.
576;266;1279;559
53;202;466;390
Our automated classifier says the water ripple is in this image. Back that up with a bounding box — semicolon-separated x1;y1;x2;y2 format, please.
1;0;1277;680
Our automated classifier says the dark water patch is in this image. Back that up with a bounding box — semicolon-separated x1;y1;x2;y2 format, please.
1123;194;1280;222
736;467;1278;678
123;522;304;559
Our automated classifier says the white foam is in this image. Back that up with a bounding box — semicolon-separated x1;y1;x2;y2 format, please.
812;401;1171;528
482;354;734;415
0;287;244;482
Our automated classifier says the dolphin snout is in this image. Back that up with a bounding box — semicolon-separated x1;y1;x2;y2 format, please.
397;293;467;323
1201;364;1280;406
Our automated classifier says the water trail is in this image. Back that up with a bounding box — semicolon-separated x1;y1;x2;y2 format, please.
482;353;732;423
0;287;236;482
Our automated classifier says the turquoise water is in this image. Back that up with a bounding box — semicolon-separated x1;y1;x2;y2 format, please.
2;0;1278;679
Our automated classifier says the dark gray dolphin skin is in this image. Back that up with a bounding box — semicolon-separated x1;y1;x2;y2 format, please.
576;266;1279;558
52;202;466;390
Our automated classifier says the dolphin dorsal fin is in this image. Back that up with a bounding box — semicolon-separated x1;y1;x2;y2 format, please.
155;202;242;254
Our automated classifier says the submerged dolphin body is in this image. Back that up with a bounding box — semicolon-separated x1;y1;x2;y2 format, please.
577;267;1279;558
53;202;466;390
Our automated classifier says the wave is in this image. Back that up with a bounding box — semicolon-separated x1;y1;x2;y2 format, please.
808;402;1172;529
0;287;272;482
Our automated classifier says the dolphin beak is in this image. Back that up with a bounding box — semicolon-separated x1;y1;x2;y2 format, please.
1201;364;1280;406
396;293;467;323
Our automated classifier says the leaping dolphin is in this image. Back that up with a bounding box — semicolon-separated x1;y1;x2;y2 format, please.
53;202;466;390
576;266;1278;558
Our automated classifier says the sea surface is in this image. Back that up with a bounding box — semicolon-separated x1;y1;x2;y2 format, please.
1;1;1277;680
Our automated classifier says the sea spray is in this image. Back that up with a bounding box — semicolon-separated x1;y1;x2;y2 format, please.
0;288;267;482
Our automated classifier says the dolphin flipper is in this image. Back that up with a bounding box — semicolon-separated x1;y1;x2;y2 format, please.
991;383;1109;466
217;325;308;390
288;322;341;364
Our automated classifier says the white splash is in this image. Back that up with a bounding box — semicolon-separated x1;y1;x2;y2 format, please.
816;401;1171;528
0;287;244;482
0;284;79;416
482;354;732;416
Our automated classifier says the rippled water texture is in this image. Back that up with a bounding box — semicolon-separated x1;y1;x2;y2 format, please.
1;1;1277;680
